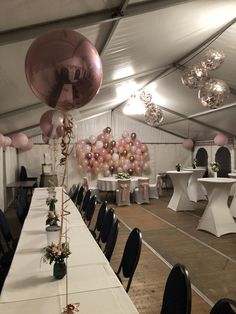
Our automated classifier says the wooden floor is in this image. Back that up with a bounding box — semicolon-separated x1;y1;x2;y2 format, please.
5;189;236;314
101;189;236;314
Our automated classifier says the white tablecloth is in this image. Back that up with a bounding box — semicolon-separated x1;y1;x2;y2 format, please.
0;187;138;313
97;176;148;192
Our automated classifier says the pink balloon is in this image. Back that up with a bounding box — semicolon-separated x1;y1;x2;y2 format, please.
3;136;12;147
0;134;6;147
134;140;141;148
182;138;194;150
214;133;228;146
21;139;33;151
25;29;103;111
11;133;29;149
97;133;105;142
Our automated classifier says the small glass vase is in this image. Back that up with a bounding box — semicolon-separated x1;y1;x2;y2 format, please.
46;225;60;246
53;262;66;280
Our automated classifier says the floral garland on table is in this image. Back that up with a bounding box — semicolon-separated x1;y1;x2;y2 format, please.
116;172;130;179
46;196;57;211
43;242;71;264
210;161;220;172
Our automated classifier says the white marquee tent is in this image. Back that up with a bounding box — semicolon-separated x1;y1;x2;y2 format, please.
1;0;236;208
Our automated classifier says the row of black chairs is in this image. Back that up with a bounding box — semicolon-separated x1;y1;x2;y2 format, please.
70;184;142;292
69;184;236;312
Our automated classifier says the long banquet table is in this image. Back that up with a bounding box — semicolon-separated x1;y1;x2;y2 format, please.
0;187;138;313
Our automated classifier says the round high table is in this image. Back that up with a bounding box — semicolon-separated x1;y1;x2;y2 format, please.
167;171;193;211
184;167;207;202
228;173;236;218
198;178;236;237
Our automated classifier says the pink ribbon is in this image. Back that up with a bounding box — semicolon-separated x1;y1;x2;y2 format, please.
120;183;129;202
140;182;149;200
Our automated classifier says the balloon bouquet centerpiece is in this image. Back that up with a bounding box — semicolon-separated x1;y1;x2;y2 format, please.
76;128;150;178
25;29;103;313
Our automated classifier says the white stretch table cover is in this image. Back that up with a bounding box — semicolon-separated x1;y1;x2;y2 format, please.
198;178;236;237
167;171;193;211
0;187;138;313
97;176;148;192
228;173;236;218
184;168;207;202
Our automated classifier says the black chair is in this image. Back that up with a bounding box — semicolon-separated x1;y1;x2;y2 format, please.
76;186;85;209
68;184;77;198
90;201;107;239
83;195;96;228
15;198;27;226
97;208;115;245
104;219;119;262
116;227;142;292
80;189;91;214
160;263;192;314
210;298;236;314
0;238;14;269
19;166;38;183
0;209;18;251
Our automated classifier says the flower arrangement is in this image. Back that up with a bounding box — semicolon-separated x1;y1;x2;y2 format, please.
192;158;197;169
46;211;60;226
116;172;130;179
46;197;57;211
62;303;80;314
43;242;71;265
176;163;181;171
210;161;220;172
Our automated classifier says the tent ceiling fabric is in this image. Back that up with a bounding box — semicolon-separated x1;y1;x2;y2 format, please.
0;0;236;141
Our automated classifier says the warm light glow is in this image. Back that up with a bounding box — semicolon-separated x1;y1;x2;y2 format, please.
113;66;135;80
116;81;138;97
123;94;146;115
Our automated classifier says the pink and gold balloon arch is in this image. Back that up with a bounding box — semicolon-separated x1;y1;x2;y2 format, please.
76;127;150;177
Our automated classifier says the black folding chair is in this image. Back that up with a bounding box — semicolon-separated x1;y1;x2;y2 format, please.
116;228;142;292
90;201;107;239
0;209;18;251
15;198;27;226
160;263;192;314
104;219;119;262
97;208;115;245
83;195;96;228
76;186;85;210
80;189;91;214
210;298;236;314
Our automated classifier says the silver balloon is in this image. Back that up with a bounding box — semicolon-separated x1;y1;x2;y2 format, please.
201;48;225;71
198;79;230;109
144;103;164;126
181;64;208;89
140;90;152;104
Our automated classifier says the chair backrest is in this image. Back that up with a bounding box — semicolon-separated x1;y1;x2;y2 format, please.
75;186;84;207
68;184;77;198
210;298;236;314
94;201;107;233
104;219;119;262
84;195;96;227
117;179;131;205
156;174;163;195
98;208;115;244
0;209;14;250
15;198;27;226
116;228;142;292
138;178;149;196
19;166;27;181
82;177;89;191
160;263;192;314
80;189;91;213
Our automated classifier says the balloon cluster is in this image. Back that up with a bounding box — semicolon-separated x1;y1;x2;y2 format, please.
76;127;149;177
0;132;33;151
181;47;229;109
140;90;164;127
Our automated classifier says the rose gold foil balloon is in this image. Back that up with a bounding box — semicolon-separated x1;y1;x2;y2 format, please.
110;140;116;147
129;155;135;163
130;132;136;141
94;152;99;160
104;126;112;134
128;168;134;175
103;141;109;149
25;29;103;111
40;110;65;139
86;152;92;160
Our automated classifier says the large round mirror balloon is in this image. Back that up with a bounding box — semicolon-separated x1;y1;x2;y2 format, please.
25;29;103;111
